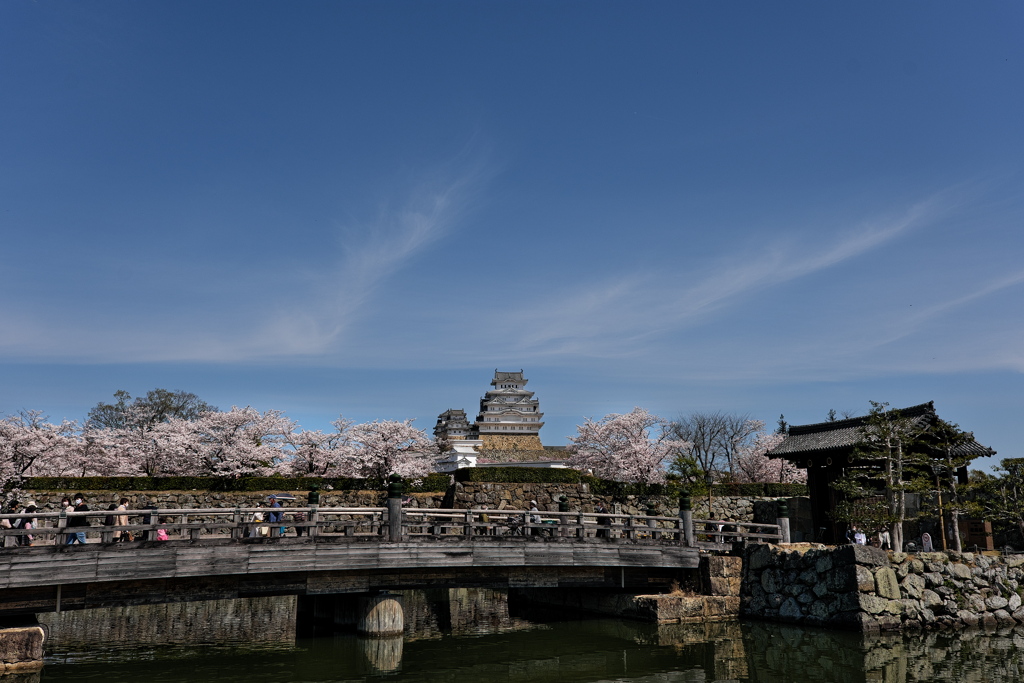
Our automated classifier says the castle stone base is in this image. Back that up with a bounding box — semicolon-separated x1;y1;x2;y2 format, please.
479;434;543;451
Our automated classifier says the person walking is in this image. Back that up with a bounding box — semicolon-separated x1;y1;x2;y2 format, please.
17;505;37;546
595;503;610;539
267;495;284;537
65;493;90;544
114;498;131;541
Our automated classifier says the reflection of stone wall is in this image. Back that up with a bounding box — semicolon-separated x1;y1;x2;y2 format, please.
38;596;296;649
743;543;1024;632
745;621;1024;682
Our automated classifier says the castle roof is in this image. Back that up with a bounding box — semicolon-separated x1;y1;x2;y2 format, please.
492;370;526;385
770;401;995;461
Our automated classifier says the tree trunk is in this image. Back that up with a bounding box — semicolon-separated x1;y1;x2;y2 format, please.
951;509;962;553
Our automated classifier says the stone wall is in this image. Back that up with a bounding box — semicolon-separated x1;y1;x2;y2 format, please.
450;481;797;523
742;542;1024;632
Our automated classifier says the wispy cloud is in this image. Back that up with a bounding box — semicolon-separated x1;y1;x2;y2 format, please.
256;165;486;357
480;194;946;360
0;156;489;364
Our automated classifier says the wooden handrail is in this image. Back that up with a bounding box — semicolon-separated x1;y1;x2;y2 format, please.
0;506;783;546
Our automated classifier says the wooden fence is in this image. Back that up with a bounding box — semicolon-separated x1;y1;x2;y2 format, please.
0;507;783;547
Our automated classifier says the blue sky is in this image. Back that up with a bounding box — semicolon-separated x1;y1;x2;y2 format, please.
2;2;1022;469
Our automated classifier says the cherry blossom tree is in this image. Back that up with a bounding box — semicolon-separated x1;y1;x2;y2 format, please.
567;407;686;484
731;424;805;484
0;411;80;497
348;420;438;480
153;407;294;476
280;416;355;476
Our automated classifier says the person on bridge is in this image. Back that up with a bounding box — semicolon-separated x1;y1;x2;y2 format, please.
529;501;541;536
66;494;90;544
114;498;131;542
595;503;611;539
267;495;285;537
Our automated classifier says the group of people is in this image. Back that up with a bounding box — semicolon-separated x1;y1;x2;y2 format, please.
1;500;39;547
247;495;307;538
845;525;892;549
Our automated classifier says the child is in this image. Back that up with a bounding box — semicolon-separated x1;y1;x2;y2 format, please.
156;517;170;541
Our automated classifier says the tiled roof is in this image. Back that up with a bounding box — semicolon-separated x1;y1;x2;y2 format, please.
770;401;995;459
493;370;525;382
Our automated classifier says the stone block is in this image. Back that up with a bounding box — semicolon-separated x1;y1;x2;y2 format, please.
921;590;942;608
826;565;859;593
809;599;830;619
994;609;1015;624
815;555;833;573
901;573;926;599
0;626;45;670
859;594;889;615
986;595;1009;611
950;563;972;580
855;565;875;592
875;567;901;599
747;544;775;571
884;599;904;615
1008;593;1022;611
707;576;741;597
835;544;890;568
779;597;803;620
923;572;944;588
958;610;980;627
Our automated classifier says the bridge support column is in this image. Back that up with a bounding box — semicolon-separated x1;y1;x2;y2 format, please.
357;592;404;637
0;617;45;674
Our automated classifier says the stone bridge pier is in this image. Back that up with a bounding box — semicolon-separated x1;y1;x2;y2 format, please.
0;617;45;675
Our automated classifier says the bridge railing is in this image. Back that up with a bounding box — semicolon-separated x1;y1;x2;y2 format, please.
0;507;388;544
0;507;783;547
402;508;691;541
691;518;783;548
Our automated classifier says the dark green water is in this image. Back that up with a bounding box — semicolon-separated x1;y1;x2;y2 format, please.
27;592;1024;683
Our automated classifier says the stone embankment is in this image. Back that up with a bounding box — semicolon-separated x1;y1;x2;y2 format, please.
742;543;1024;632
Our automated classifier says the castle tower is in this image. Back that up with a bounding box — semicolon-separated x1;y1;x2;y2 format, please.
433;408;472;442
473;369;544;450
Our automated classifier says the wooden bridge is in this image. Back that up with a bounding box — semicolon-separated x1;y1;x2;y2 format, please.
0;505;783;618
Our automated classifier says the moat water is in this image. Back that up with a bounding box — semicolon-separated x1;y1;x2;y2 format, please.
23;591;1024;683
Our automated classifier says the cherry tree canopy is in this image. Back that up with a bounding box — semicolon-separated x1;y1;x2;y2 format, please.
567;407;686;484
348;419;438;480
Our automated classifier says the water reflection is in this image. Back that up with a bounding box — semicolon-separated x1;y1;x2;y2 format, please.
21;591;1024;683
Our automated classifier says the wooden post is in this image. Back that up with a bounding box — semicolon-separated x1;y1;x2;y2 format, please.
679;494;694;547
309;506;319;538
232;507;243;540
386;475;404;542
577;511;585;538
55;508;67;546
357;592;404;636
647;502;659;540
465;510;473;537
776;500;791;544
